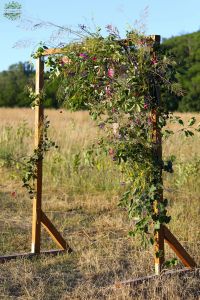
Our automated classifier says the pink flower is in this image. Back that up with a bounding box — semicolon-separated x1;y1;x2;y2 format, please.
108;68;114;78
151;57;158;65
92;57;97;61
144;103;149;110
79;53;88;60
109;148;115;156
105;86;111;96
61;56;70;65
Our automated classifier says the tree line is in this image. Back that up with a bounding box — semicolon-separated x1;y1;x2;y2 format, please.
1;30;200;111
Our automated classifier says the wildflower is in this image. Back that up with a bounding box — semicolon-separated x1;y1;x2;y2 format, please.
112;108;117;113
144;103;149;110
106;24;114;31
79;53;88;60
61;56;70;65
92;57;97;61
105;86;111;96
11;191;16;198
105;24;119;37
151;57;158;65
109;148;115;156
98;122;105;129
108;68;114;78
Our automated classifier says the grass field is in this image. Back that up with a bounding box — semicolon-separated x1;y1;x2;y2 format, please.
0;108;199;299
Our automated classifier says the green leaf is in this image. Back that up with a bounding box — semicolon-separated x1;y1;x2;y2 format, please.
188;117;196;127
154;221;160;230
184;130;194;137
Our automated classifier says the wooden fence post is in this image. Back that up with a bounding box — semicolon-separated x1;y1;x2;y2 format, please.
151;35;165;275
31;56;44;253
31;54;72;254
150;35;196;274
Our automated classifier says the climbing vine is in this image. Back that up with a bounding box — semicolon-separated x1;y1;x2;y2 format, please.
24;25;199;244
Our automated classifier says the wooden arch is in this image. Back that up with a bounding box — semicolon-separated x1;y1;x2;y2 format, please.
0;36;197;276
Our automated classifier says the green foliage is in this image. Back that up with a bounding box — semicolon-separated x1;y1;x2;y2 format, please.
162;31;200;111
38;26;183;244
0;62;34;107
0;62;60;108
22;116;57;197
6;23;196;247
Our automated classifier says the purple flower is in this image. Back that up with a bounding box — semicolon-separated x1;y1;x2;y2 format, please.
106;24;114;31
105;24;120;37
98;122;105;129
79;53;88;60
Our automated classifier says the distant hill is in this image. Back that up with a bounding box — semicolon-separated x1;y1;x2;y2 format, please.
162;31;200;111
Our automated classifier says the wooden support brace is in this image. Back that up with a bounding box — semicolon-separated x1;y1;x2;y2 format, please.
41;211;72;252
163;225;197;268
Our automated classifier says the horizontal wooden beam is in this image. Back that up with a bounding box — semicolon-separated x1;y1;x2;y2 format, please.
163;225;197;268
41;48;67;56
0;249;66;264
116;267;200;288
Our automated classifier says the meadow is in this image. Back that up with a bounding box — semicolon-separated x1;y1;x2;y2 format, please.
0;108;199;299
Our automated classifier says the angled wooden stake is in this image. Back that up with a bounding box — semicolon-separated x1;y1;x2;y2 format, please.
32;56;44;254
163;226;196;268
41;211;72;252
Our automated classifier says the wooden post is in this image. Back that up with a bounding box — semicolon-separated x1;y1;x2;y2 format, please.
151;35;165;275
31;55;72;254
150;35;196;273
31;56;44;253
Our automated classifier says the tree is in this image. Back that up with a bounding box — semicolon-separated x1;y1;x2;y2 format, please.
162;31;200;112
0;62;34;107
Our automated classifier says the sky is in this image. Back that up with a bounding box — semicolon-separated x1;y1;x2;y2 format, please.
0;0;200;71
